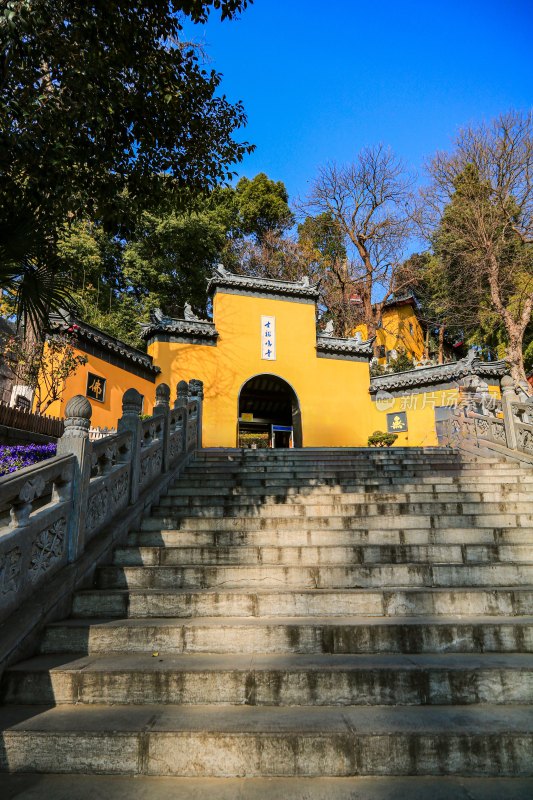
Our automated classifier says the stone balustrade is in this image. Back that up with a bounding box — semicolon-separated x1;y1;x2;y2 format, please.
0;380;203;628
442;374;533;462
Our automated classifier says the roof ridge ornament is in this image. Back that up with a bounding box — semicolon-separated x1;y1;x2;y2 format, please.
208;266;320;301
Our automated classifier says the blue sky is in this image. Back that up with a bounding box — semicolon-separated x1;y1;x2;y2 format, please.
192;0;533;203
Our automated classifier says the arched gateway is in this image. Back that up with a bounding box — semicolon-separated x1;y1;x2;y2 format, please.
141;267;382;447
238;374;302;448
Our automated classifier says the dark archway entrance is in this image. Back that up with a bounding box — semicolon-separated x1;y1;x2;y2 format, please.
238;374;302;448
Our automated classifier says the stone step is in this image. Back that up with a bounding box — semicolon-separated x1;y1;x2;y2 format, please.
145;513;530;531
129;527;533;548
40;616;533;655
112;544;533;567
4;652;532;707
2;774;533;800
196;446;460;456
193;460;472;468
169;476;533;491
166;486;532;501
76;586;533;619
173;466;533;478
1;704;532;776
192;451;463;460
95;563;533;591
2;774;532;800
155;499;533;515
159;493;533;512
180;467;522;479
71;587;533;619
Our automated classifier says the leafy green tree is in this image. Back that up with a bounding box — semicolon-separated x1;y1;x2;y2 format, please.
1;1;253;240
233;173;293;241
45;171;294;343
1;1;253;334
396;251;462;363
423;112;533;385
123;208;229;318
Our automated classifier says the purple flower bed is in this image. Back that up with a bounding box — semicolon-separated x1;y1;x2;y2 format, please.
0;443;57;476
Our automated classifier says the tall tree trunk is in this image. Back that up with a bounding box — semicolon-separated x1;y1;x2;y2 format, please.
506;335;529;387
438;324;445;365
424;326;430;360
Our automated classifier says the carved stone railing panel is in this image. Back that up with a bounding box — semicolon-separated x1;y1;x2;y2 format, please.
90;430;132;479
0;455;74;531
86;462;131;543
513;403;533;455
168;405;185;468
0;455;75;624
443;373;533;463
139;440;163;492
187;399;199;452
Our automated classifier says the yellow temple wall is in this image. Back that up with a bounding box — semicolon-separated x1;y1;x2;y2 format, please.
368;383;501;447
150;291;375;448
40;345;156;429
354;303;426;364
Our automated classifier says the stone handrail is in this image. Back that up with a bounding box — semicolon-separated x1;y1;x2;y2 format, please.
442;374;533;463
0;380;203;628
0;454;75;624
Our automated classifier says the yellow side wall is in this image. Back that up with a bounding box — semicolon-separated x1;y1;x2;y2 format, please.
354;304;425;364
368;384;501;447
149;291;375;448
40;347;156;429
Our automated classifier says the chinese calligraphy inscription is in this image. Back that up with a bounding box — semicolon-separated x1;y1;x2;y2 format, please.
261;316;276;361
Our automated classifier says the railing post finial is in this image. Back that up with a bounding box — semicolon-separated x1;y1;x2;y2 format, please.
63;395;92;438
122;388;143;418
155;383;171;412
175;380;189;409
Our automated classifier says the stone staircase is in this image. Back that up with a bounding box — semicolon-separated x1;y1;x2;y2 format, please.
1;447;533;798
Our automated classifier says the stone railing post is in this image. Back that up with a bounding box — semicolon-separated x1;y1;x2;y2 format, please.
501;375;518;451
153;382;171;472
56;395;92;562
189;379;204;449
174;380;189;454
117;388;143;504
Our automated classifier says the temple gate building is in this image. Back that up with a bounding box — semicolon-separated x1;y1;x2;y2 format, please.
36;267;507;446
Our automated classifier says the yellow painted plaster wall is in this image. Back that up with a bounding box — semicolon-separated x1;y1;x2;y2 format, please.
149;290;375;448
41;347;156;429
354;304;425;363
368;383;501;447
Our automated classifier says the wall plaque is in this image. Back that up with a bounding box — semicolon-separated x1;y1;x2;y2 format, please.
86;372;106;403
261;315;276;361
387;411;407;433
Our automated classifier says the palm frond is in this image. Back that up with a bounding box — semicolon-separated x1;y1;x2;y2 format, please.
0;213;73;332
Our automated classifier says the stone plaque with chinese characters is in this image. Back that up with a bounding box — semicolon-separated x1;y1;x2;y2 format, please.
86;372;106;403
261;315;276;361
387;411;407;433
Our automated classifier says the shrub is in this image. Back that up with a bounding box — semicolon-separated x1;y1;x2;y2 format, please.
0;443;57;476
367;430;398;447
239;432;270;449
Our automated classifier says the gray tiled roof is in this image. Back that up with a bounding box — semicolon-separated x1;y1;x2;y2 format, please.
140;316;218;343
208;265;320;301
369;354;507;394
51;312;160;375
316;334;374;358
